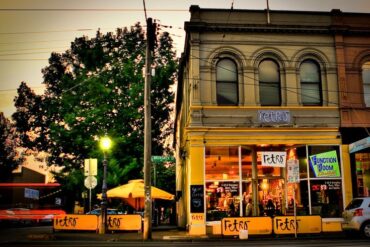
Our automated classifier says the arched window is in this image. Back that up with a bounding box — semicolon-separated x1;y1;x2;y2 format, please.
300;60;322;106
362;61;370;107
259;59;281;106
216;58;238;105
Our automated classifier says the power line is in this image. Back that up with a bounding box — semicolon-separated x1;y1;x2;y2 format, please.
0;8;187;12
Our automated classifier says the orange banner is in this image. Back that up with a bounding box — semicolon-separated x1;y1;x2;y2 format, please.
107;215;142;231
222;217;272;236
273;216;321;234
53;214;98;231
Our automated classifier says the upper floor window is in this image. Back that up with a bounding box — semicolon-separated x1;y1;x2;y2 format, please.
362;61;370;107
300;60;322;106
259;59;281;106
216;58;238;105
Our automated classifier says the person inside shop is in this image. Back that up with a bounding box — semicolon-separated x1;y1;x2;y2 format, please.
245;198;253;217
265;199;275;217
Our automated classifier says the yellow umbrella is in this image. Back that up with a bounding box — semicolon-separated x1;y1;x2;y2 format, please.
97;179;174;210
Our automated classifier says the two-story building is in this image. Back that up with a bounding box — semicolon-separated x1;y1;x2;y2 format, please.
333;10;370;198
175;6;353;235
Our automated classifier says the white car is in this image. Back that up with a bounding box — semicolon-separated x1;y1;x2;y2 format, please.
342;197;370;238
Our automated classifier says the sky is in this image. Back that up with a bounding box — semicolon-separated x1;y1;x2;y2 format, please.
1;0;370;118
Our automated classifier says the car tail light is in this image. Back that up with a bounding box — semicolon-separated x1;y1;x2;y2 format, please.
353;208;363;216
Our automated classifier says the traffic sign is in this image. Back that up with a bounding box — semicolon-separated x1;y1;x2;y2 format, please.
84;176;97;189
84;159;97;176
151;156;175;163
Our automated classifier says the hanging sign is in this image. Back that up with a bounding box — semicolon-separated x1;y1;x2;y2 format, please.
309;150;340;178
261;151;287;167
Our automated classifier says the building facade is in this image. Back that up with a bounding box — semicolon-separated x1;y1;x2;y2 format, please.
175;6;355;235
333;10;370;198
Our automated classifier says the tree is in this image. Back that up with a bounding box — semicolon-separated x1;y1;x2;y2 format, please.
0;112;22;181
13;23;177;211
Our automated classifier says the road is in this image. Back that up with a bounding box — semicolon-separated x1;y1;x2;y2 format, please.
2;239;370;247
1;225;369;247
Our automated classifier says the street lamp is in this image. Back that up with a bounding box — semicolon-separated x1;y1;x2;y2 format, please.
99;136;111;234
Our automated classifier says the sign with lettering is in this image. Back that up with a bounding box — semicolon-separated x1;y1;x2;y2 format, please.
273;216;321;234
107;215;142;231
309;150;340;178
287;159;300;183
258;110;290;124
53;214;98;231
220;182;239;193
191;213;204;225
190;185;204;213
349;136;370;153
222;217;272;236
261;151;287;167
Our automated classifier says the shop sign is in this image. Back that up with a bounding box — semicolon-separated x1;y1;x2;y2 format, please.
261;151;287;167
349;136;370;153
287;159;299;183
53;214;98;231
309;150;340;178
258;110;290;124
222;217;272;236
273;216;321;234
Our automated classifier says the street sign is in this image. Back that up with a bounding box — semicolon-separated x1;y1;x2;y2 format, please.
84;176;97;189
151;156;175;163
84;159;97;176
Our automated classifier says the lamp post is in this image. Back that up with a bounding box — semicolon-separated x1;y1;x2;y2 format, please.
99;136;111;234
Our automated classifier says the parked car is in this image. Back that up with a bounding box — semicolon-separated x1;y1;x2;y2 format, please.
342;197;370;238
86;208;123;215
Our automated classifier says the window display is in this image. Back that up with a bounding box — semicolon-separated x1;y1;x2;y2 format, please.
204;145;343;221
355;153;370;197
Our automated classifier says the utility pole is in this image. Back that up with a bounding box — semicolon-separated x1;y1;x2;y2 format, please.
143;17;155;240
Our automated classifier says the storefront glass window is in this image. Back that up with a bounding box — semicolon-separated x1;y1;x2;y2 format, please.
309;180;343;217
354;153;370;197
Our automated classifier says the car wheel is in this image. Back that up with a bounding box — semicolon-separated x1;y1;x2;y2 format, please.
361;221;370;238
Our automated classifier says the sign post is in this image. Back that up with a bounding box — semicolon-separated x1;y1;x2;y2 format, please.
84;158;98;212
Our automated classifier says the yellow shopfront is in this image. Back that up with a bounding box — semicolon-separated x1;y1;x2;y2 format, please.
184;128;352;236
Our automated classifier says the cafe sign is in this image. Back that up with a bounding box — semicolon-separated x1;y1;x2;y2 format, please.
261;151;287;168
309;150;340;178
258;110;290;124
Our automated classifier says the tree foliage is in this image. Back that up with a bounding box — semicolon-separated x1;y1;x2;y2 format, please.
12;23;177;209
0;112;23;181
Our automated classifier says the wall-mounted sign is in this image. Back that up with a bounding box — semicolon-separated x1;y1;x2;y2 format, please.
261;151;287;167
349;136;370;153
190;185;204;213
258;110;290;124
309;150;340;178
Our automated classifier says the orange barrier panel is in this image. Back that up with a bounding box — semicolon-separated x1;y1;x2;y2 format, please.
221;217;272;236
273;215;321;234
53;214;98;231
107;214;142;231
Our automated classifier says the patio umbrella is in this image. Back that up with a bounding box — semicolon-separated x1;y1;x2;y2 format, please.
97;179;174;210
